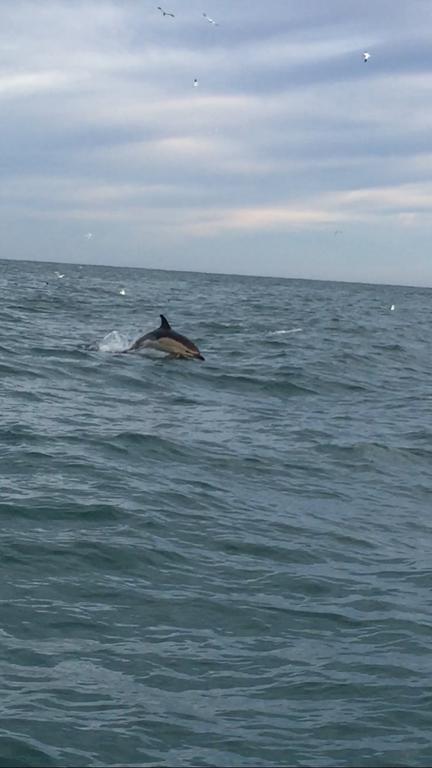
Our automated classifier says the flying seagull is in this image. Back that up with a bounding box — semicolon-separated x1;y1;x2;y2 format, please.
363;52;370;63
158;6;175;17
203;12;218;25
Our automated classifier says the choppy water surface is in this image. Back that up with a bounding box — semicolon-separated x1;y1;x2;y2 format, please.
1;258;432;767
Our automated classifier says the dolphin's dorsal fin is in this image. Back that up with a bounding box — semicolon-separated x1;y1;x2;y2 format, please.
160;314;171;330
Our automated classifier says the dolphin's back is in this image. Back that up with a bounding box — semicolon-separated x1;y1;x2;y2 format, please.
128;315;169;350
126;315;204;359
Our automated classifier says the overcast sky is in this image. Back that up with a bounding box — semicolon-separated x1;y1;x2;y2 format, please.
1;0;432;285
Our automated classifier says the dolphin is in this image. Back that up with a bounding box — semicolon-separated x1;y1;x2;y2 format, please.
127;315;205;360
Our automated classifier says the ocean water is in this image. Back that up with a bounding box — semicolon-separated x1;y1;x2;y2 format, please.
1;257;431;768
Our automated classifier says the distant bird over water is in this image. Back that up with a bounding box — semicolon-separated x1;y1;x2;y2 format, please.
84;232;93;240
363;52;370;63
158;6;175;17
203;12;218;25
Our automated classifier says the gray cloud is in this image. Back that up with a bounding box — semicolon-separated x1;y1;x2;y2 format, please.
1;0;432;284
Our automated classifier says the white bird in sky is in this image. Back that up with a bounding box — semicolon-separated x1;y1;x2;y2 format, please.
203;12;218;25
363;52;370;63
84;232;93;239
158;6;175;17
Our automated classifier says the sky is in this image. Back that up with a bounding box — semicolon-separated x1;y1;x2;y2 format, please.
1;0;432;285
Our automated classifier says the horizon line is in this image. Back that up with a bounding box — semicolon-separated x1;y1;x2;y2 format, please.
0;256;430;291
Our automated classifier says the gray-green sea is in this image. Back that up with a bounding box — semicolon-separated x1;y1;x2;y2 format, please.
1;258;432;767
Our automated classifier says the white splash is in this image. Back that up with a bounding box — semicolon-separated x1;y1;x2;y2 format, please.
98;331;130;353
270;328;303;335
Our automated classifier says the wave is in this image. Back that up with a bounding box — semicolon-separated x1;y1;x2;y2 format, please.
202;371;318;397
2;261;432;768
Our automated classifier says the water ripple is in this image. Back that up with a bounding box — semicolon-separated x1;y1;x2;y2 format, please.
1;260;432;767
